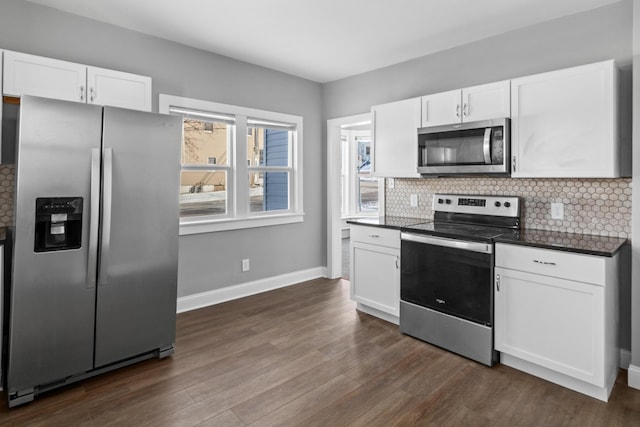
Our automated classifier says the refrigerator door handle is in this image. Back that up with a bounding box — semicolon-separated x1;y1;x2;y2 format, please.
99;147;113;286
87;148;101;288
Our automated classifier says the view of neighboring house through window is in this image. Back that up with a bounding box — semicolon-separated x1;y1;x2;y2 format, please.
161;95;303;232
180;115;233;217
341;127;380;217
248;121;294;213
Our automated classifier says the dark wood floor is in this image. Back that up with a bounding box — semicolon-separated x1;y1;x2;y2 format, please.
1;278;640;426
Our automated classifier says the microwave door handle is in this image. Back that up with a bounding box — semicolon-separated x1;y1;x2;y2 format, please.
483;127;492;164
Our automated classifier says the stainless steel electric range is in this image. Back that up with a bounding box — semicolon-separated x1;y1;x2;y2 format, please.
399;193;521;366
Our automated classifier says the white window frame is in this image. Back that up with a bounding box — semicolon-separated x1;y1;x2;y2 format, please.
160;94;304;235
341;127;381;218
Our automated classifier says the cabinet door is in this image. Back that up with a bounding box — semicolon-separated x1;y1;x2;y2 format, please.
511;60;618;178
421;90;461;127
2;51;86;102
371;97;421;177
494;267;605;386
350;241;400;316
462;80;510;122
87;67;152;112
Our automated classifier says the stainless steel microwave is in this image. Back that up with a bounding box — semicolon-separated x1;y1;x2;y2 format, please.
417;118;510;176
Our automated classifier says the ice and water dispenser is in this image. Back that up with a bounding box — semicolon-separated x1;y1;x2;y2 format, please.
34;197;83;252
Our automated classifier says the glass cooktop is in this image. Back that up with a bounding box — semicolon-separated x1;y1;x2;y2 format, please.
402;221;521;243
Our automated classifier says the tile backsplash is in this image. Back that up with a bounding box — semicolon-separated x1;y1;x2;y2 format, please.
0;165;14;228
386;177;632;239
0;167;633;239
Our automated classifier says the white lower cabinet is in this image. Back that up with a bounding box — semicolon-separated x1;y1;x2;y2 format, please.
350;225;400;324
494;243;619;401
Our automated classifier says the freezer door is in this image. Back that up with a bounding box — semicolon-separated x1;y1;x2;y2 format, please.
94;107;181;367
7;96;102;392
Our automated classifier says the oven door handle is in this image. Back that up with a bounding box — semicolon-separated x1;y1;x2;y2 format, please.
401;233;492;254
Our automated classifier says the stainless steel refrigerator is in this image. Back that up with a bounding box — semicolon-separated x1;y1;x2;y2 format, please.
5;95;182;407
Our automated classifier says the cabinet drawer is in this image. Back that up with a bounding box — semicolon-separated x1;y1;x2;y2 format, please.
495;243;606;285
350;225;400;249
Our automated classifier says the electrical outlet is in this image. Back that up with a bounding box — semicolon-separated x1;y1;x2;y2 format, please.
551;203;564;220
242;258;250;272
410;194;418;207
387;178;395;189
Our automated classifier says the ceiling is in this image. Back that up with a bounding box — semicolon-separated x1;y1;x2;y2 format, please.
25;0;622;83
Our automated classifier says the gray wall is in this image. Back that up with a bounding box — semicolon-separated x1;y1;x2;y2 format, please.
0;0;325;298
323;0;633;119
322;0;635;354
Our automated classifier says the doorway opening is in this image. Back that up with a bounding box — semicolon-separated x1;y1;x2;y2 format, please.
327;113;383;280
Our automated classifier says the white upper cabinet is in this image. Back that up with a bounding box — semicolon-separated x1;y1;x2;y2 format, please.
421;81;510;127
87;67;152;112
511;60;622;178
371;97;421;178
3;51;86;102
420;89;460;127
2;51;152;111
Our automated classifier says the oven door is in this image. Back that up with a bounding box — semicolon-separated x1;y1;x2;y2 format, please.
400;233;493;326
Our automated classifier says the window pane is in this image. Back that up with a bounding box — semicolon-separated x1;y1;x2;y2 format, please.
356;138;371;173
358;177;379;212
183;119;229;166
180;170;227;217
248;127;290;167
249;171;289;213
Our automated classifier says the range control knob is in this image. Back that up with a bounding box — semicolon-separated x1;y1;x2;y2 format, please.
494;201;501;207
438;198;444;204
504;201;511;208
445;199;452;205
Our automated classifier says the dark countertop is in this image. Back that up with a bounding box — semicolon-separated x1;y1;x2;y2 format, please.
346;216;425;230
494;229;627;257
0;226;6;244
347;216;627;257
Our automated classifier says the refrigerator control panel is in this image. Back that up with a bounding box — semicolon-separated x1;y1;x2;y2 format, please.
34;197;83;252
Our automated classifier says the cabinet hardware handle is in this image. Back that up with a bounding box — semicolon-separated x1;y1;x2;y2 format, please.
496;274;500;292
456;104;460;118
80;85;85;101
368;234;380;238
395;256;399;269
89;87;95;103
533;259;557;266
512;156;516;173
463;103;468;117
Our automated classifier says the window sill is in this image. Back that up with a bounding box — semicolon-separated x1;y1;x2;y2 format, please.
179;212;305;235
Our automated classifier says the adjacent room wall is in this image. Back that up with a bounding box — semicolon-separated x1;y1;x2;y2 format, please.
0;0;325;298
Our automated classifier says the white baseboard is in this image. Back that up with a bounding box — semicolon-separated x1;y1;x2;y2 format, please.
620;349;632;370
628;364;640;390
177;266;328;313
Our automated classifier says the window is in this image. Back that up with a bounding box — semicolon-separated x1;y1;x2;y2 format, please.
159;95;304;234
341;125;381;218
